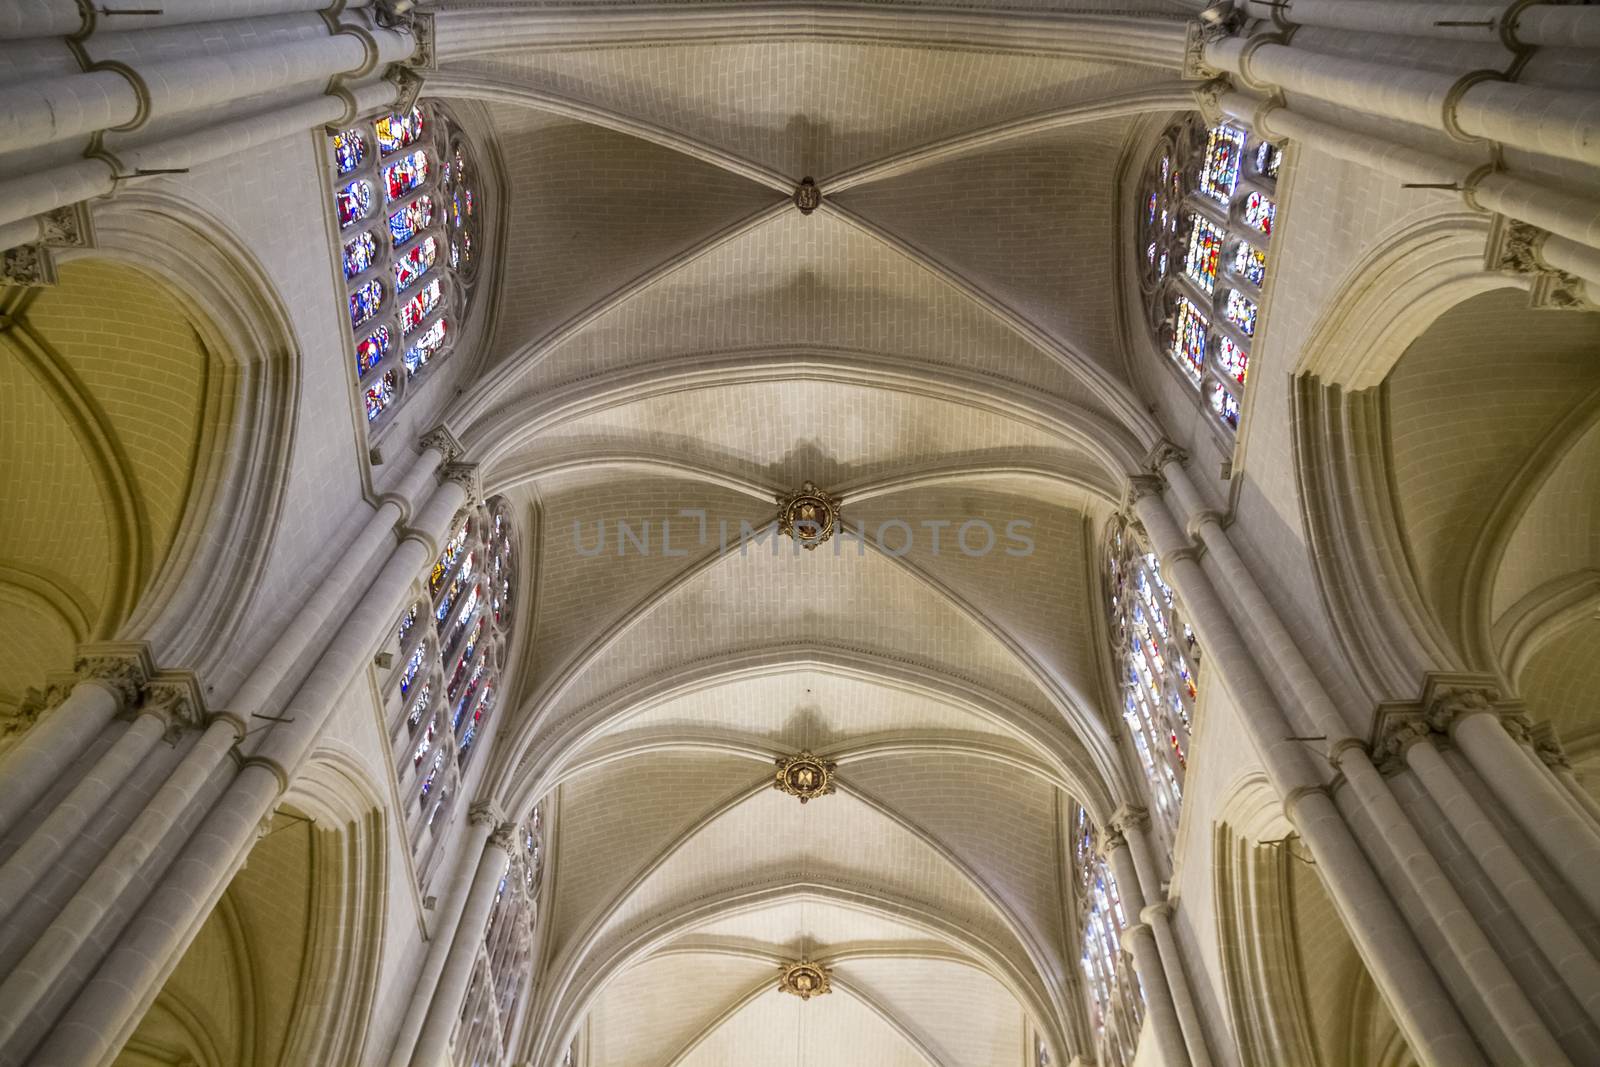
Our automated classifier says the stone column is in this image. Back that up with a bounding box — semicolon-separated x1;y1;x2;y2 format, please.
1241;0;1600;49
0;650;147;840
1102;828;1191;1067
1394;724;1600;1028
1217;91;1600;256
1128;478;1489;1067
387;802;503;1067
1204;35;1600;166
411;819;518;1067
1530;728;1600;830
1114;806;1213;1067
0;681;198;927
1446;698;1600;922
23;472;471;1067
2;461;467;1065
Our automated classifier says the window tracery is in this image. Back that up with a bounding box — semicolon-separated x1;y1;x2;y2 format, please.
381;497;517;879
1104;516;1200;855
453;806;545;1067
1138;115;1283;435
326;102;483;429
1075;807;1143;1067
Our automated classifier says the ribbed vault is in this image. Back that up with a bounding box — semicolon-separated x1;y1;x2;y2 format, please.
432;3;1193;1060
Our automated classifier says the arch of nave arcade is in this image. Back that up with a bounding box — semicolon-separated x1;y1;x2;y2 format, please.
1;2;1598;1066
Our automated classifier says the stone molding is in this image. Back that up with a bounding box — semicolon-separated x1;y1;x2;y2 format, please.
1369;673;1530;773
1484;214;1595;311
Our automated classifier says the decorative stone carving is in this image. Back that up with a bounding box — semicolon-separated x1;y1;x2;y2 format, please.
1126;473;1166;504
142;679;205;744
1423;683;1498;734
777;959;832;999
777;482;840;549
1109;804;1150;833
385;65;426;115
1191;77;1230;126
489;821;519;853
469;800;506;829
419;425;464;464
773;751;837;803
441;462;483;503
1182;22;1221;81
793;177;821;215
1;244;56;287
1144;440;1189;475
1485;215;1597;312
76;652;151;708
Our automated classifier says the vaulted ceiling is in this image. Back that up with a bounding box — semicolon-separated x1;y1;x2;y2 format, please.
431;2;1197;1062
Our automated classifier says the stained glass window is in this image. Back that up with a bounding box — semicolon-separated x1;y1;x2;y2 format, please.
349;279;383;328
394;236;438;292
1224;289;1258;336
401;278;443;335
1217;335;1248;385
333;129;365;175
374;105;425;156
1170;297;1207;385
388;195;433;247
382;500;519;892
404;319;447;378
1231;242;1266;288
1182;216;1226;294
1209;381;1240;428
342;231;377;279
337;180;373;229
383;149;430;203
357;326;391;375
1137;115;1282;434
1075;807;1143;1067
1105;517;1200;854
364;370;395;422
454;806;542;1067
1255;140;1283;179
1198;124;1246;204
1243;191;1275;234
328;104;482;430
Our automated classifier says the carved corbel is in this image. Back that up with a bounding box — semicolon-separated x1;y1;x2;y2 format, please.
141;678;206;744
1484;214;1596;312
441;462;483;503
419;425;465;464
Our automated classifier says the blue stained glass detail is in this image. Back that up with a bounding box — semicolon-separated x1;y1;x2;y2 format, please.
375;106;425;156
342;230;377;279
394;236;438;292
1198;124;1246;204
1232;242;1266;287
1209;381;1241;429
384;149;429;204
388;195;434;247
365;370;395;422
349;279;383;328
1224;289;1258;336
333;129;365;175
1183;216;1226;295
1170;297;1207;386
405;319;447;378
357;326;391;375
337;180;373;229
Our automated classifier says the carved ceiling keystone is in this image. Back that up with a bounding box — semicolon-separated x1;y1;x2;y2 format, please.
774;751;838;803
777;959;832;1000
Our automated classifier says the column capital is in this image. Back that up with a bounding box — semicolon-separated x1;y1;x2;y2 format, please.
140;676;207;744
1484;214;1595;311
74;642;156;708
441;462;483;504
1126;473;1166;505
489;821;520;854
468;800;507;830
1144;440;1189;475
418;425;464;464
1529;722;1570;770
1109;803;1150;833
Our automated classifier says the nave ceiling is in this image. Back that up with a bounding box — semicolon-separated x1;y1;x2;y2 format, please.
425;3;1194;1061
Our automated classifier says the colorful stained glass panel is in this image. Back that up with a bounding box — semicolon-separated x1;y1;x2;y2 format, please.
394;236;438;292
1209;381;1241;429
1224;289;1258;336
333;129;365;175
1216;335;1248;385
342;230;377;279
365;370;395;422
401;278;443;335
337;180;373;229
374;106;425;156
349;279;383;329
383;149;429;203
388;195;434;247
1243;191;1275;235
405;318;447;378
1171;298;1208;386
1232;242;1266;287
1198;124;1246;204
1183;216;1226;294
357;325;391;374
